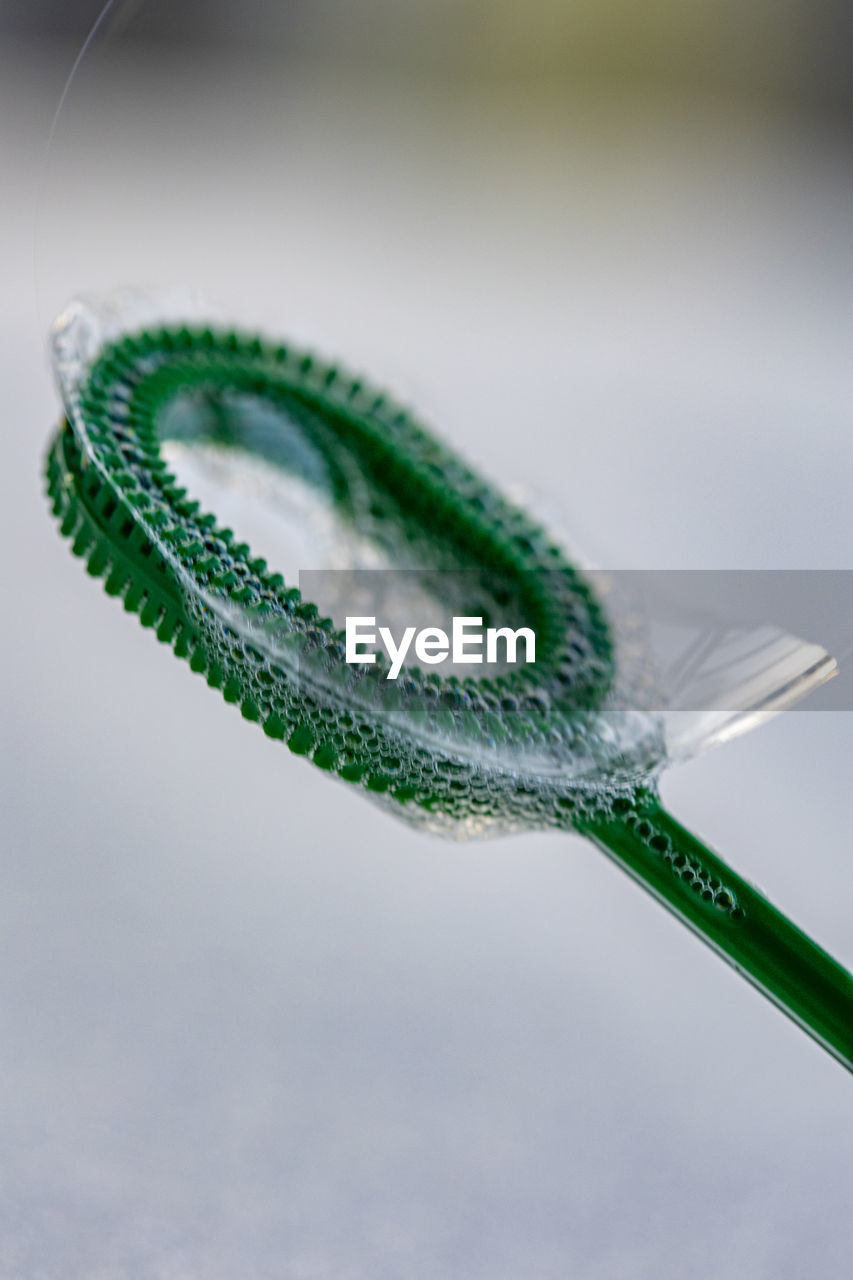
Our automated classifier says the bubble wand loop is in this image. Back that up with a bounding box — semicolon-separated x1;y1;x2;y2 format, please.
45;317;853;1073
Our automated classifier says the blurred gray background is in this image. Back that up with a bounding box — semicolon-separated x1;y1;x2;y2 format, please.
5;0;853;118
2;2;852;1277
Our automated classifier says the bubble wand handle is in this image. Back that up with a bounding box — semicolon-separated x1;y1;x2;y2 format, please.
582;795;853;1072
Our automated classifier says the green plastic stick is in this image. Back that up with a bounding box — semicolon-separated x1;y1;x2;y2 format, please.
583;798;853;1070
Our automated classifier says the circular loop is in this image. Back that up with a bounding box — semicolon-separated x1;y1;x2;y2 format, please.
46;319;662;834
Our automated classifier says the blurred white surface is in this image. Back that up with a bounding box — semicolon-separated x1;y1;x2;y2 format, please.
2;37;852;1280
